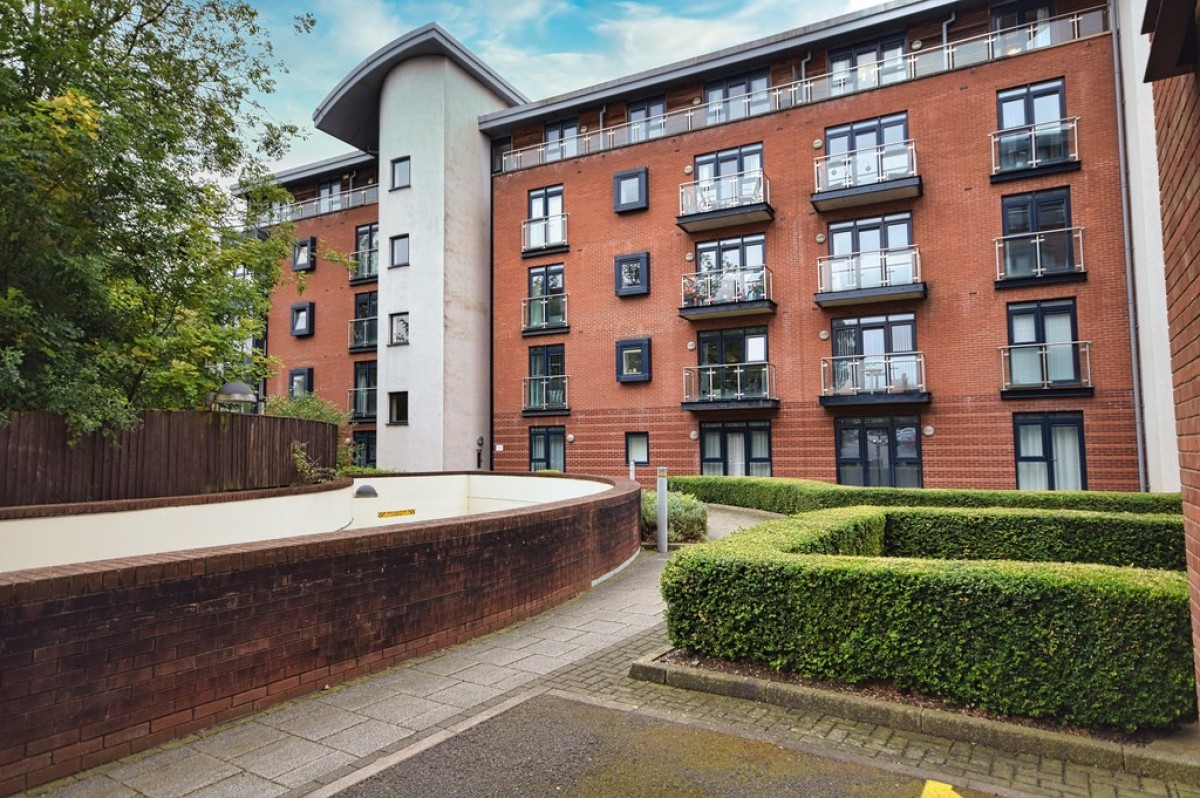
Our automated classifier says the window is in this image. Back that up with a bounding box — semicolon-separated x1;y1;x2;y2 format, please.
824;113;910;188
388;391;409;425
690;144;764;212
614;252;649;296
544;118;578;162
528;344;566;409
352;431;377;468
831;313;918;394
1000;188;1073;277
830;36;906;95
992;0;1054;55
290;302;314;337
528;264;565;328
697;327;769;399
530;426;566;471
391;156;411;189
288;367;313;398
616;338;651;383
705;70;769;123
627;96;665;141
1014;411;1085;490
836;416;922;487
353;224;378;281
625;432;649;466
351;361;377;420
390;234;410;268
613;167;648;212
292;237;316;271
996;79;1069;172
350;292;377;351
691;235;766;305
1007;299;1080;386
826;214;914;292
389;312;410;346
700;421;771;476
317;180;341;214
525;185;565;250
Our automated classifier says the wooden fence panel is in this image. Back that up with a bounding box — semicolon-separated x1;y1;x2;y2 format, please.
0;411;339;507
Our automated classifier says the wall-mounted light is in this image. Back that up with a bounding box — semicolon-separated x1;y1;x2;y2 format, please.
692;97;702;106
687;341;696;350
684;252;694;261
683;164;694;175
923;426;935;437
911;39;924;50
815;233;826;244
579;124;588;133
812;138;823;149
354;485;378;498
566;433;575;443
689;430;699;440
818;330;830;341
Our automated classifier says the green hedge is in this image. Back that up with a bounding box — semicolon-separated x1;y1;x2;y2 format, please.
661;506;1195;732
641;490;707;543
667;475;1183;515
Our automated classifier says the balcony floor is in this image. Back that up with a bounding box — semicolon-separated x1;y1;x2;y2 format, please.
682;398;780;411
819;391;931;407
811;176;922;212
814;283;927;308
676;203;774;233
679;299;777;320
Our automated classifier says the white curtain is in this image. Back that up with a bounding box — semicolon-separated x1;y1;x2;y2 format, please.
1051;424;1082;489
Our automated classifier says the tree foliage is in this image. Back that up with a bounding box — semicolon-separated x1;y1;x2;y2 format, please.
0;0;313;434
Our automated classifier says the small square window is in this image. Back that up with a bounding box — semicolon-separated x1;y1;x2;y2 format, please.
389;312;410;345
292;237;316;271
614;252;649;297
290;302;314;336
391;156;411;189
288;367;313;398
613;167;648;212
388;391;409;425
616;338;651;383
391;235;409;268
625;432;649;466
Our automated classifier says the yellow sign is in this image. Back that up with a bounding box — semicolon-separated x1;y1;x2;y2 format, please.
377;509;416;518
921;782;962;798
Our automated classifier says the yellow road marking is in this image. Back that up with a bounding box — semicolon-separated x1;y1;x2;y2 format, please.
921;781;963;798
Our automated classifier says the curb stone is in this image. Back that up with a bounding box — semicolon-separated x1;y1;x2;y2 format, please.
629;650;1200;786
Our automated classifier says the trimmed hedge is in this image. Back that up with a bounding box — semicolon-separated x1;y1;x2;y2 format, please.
661;506;1195;732
666;475;1183;516
641;490;708;543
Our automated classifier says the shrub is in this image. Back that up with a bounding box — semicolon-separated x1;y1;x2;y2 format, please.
641;490;708;544
264;394;348;426
661;506;1195;732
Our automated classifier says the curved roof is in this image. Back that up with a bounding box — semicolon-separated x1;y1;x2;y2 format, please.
314;23;527;154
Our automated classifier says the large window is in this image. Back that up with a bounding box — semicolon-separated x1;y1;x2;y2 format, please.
1001;187;1073;277
352;431;377;468
351;361;376;421
830;36;906;95
690;144;764;212
691;234;766;304
350;292;377;352
700;421;771;476
1014;411;1085;490
353;224;378;282
544;118;578;162
526;185;565;250
992;0;1054;54
1007;299;1080;386
528;344;566;409
826;213;914;292
824;113;909;188
836;416;922;487
528;264;566;328
317;179;341;214
627;96;665;141
831;313;918;394
697;326;768;400
996;79;1069;171
705;70;770;123
530;426;566;471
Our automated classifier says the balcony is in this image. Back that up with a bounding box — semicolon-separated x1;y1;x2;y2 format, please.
1000;341;1093;399
522;294;569;335
350;248;379;283
990;118;1081;181
522;375;569;415
260;185;378;226
676;169;774;232
522;214;569;256
811;141;921;211
347;388;377;421
682;362;779;410
994;227;1085;287
679;266;775;319
348;317;377;353
819;353;930;406
496;7;1108;170
815;247;925;307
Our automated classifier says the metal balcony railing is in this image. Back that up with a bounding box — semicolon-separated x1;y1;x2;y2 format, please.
347;388;377;420
994;227;1085;280
681;266;772;307
683;362;777;402
990;117;1080;174
817;247;921;294
814;141;917;192
523;375;569;411
260;185;379;225
1000;341;1091;389
348;317;377;351
821;353;927;396
522;214;568;252
679;169;769;216
522;293;568;331
497;7;1107;173
350;248;379;282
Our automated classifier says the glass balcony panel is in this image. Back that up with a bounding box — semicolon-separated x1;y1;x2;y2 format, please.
1045;342;1079;382
998;131;1033;171
1003;237;1038;278
351;248;378;281
953;37;992;66
349;318;377;350
348;389;376;419
523;376;568;410
1033;124;1068;165
523;294;567;330
522;214;568;251
822;353;925;396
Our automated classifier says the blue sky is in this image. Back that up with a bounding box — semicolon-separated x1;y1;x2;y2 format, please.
256;0;872;170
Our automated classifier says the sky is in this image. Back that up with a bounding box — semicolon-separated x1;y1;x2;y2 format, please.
255;0;876;171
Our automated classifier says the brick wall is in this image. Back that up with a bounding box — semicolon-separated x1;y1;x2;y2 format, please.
0;475;640;794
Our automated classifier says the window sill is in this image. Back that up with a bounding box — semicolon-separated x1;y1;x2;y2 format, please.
386;421;409;426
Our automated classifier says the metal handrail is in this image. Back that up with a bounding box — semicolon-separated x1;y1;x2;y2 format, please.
816;247;921;294
990;117;1080;174
522;293;569;330
820;352;926;395
994;226;1085;280
681;266;773;307
679;169;769;215
683;362;777;402
261;185;379;225
347;388;377;420
522;375;569;410
999;341;1091;389
350;248;379;281
348;317;377;350
813;140;917;192
521;213;569;252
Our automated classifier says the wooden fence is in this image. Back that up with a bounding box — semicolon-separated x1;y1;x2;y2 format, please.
0;411;339;507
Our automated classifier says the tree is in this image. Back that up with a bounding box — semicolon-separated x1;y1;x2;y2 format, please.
0;0;312;434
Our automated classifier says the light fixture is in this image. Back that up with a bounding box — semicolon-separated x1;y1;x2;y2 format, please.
812;138;823;149
687;341;696;350
923;426;935;437
579;124;588;133
689;430;699;440
912;39;923;50
819;330;830;341
566;434;575;443
685;252;694;261
354;485;379;498
683;164;694;175
692;97;702;106
815;233;826;244
212;381;256;412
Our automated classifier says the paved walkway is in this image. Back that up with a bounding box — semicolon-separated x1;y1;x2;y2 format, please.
31;507;1200;798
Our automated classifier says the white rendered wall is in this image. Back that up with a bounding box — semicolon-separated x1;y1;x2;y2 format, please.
376;57;507;473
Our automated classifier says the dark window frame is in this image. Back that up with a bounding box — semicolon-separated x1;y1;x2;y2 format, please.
388;311;410;346
292;237;316;271
825;113;908;156
1013;411;1086;490
699;420;772;476
390;234;410;268
627;96;666;141
352;430;377;468
704;69;770;122
544;118;579;162
290;302;315;337
614;252;650;296
351;360;377;421
388;391;409;425
829;36;907;94
613;167;649;212
390;156;411;190
615;338;652;383
835;416;923;487
625;431;650;466
1006;298;1081;385
698;326;768;365
529;425;566;471
287;367;313;399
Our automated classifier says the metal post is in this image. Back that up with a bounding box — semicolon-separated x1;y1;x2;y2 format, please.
656;466;668;553
629;460;635;481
